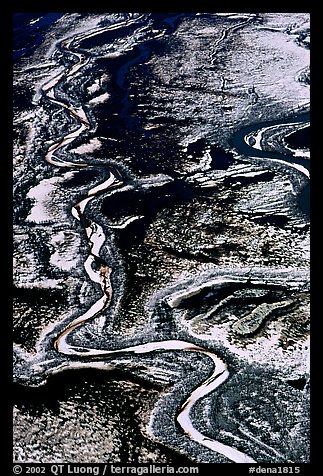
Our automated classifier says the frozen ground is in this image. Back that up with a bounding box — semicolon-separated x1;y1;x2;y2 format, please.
13;12;310;464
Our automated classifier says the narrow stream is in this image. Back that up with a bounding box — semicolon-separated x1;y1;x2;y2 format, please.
19;12;309;464
39;14;256;464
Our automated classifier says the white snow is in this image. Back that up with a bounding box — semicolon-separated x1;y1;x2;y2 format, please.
26;176;66;224
15;279;64;290
167;278;243;308
88;173;116;196
49;230;81;271
29;17;41;25
190;321;310;379
89;92;110;105
89;223;106;256
87;80;100;94
108;215;144;229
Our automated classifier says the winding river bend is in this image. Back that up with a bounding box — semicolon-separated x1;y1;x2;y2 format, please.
230;112;310;216
231;113;310;176
19;13;309;464
37;14;261;464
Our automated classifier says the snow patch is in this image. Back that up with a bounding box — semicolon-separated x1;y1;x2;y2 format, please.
26;172;73;224
89;92;110;105
87;80;100;94
49;230;81;271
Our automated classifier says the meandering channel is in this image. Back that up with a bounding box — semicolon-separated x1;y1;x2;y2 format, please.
37;13;309;464
230;113;310;177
